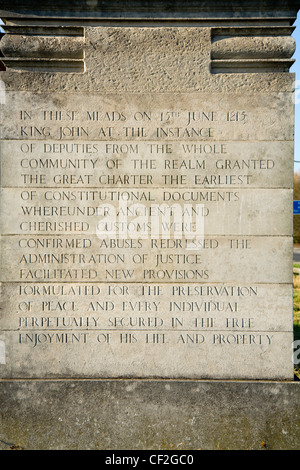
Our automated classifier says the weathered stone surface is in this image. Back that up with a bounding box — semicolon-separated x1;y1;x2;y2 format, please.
0;0;299;452
0;25;296;92
0;330;294;380
0;77;295;380
0;140;294;189
1;91;295;141
0;0;298;393
0;34;84;59
211;36;296;60
0;380;299;450
0;282;293;332
0;188;293;236
0;234;293;283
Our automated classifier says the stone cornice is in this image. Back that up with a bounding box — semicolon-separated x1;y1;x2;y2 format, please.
0;0;299;20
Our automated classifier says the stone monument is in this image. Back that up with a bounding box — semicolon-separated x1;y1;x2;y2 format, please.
0;0;299;450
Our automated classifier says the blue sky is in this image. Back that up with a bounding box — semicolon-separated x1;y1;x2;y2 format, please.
1;17;300;172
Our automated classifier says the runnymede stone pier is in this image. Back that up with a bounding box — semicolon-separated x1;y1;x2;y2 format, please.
0;0;299;450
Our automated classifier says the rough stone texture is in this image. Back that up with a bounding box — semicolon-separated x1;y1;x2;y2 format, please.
0;27;296;92
0;189;294;236
1;91;295;141
0;283;293;332
0;86;294;379
0;380;299;450
211;36;296;59
0;0;298;18
0;34;84;59
1;66;295;94
0;0;299;451
0;140;294;189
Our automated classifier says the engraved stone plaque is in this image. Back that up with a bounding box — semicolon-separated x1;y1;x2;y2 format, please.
0;1;297;381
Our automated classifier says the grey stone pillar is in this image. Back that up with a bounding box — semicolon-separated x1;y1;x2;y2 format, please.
0;0;299;450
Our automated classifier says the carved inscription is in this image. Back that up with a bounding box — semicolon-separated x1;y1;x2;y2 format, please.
0;92;294;379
